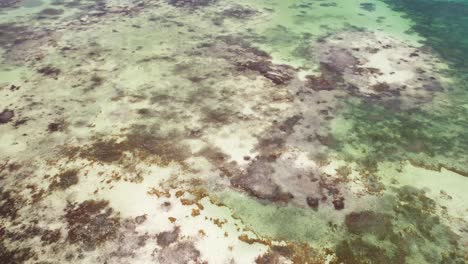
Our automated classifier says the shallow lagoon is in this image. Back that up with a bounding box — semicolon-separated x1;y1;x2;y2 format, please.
0;0;467;263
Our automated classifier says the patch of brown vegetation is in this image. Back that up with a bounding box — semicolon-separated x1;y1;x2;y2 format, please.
238;234;267;245
191;208;200;216
212;218;227;228
148;188;171;198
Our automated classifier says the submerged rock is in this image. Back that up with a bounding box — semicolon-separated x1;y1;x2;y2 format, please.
0;109;14;124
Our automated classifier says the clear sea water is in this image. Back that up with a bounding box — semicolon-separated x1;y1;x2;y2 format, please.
0;0;467;263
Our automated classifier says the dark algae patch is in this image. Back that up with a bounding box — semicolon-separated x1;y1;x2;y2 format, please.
68;128;191;166
0;189;23;220
345;211;392;239
332;97;468;174
334;186;465;264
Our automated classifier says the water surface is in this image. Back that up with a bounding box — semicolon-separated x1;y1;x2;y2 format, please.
0;0;467;263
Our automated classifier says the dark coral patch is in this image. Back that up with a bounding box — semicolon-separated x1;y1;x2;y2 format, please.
65;200;120;250
0;189;23;220
0;243;35;264
335;186;465;263
41;229;62;244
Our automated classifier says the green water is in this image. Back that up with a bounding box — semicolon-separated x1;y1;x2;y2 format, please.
0;0;467;263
